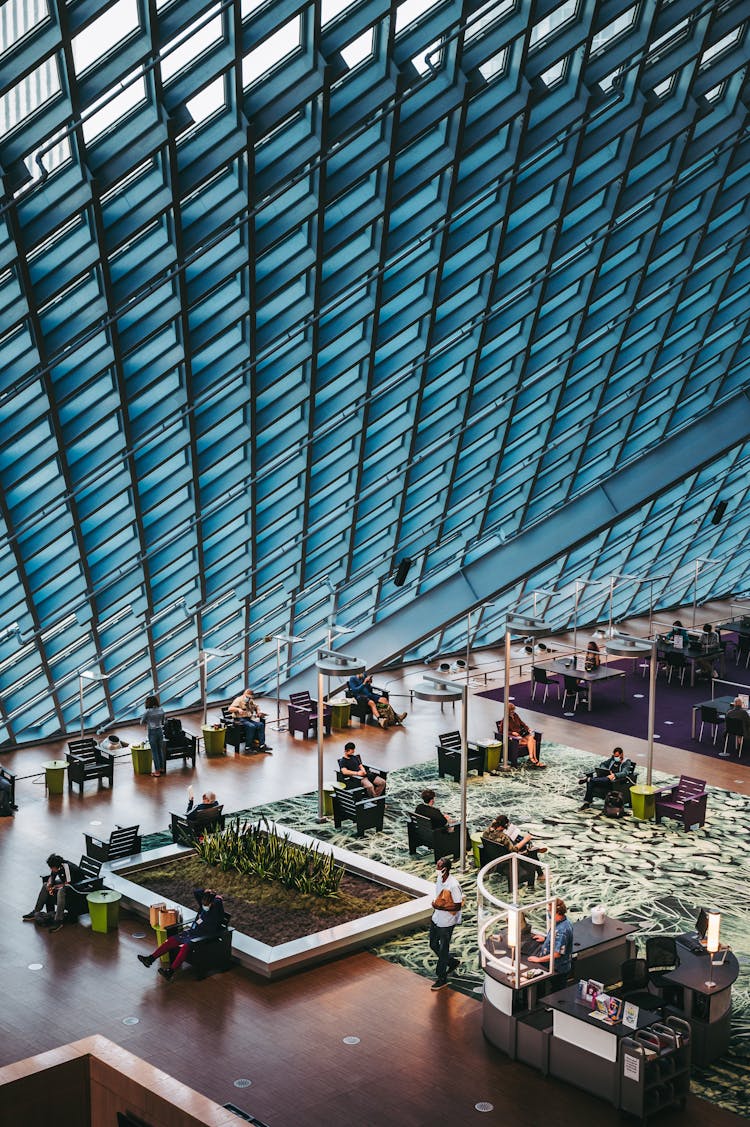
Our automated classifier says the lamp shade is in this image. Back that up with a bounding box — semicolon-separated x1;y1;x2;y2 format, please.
413;678;463;703
706;910;721;954
506;615;550;638
507;908;521;949
605;636;651;659
314;649;365;676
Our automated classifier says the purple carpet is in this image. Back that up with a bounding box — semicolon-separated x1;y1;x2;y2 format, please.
474;658;748;762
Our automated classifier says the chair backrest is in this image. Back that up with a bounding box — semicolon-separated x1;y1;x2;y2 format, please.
645;935;678;972
77;855;103;883
676;774;707;800
438;731;461;751
67;738;99;757
700;705;721;722
724;715;744;736
190;804;224;827
407;812;434;845
532;666;551;684
480;836;511;863
562;675;581;690
289;691;313;708
107;825;141;859
621;957;648;992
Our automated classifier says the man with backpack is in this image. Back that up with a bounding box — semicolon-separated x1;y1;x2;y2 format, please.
579;746;636;810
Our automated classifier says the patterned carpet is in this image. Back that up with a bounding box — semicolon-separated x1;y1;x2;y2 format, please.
143;743;750;1118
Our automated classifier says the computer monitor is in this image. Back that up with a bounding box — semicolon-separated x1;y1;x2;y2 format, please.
695;907;709;939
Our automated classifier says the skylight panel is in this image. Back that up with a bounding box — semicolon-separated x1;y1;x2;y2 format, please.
340;27;374;69
464;0;515;44
529;0;578;51
700;24;744;70
72;0;140;75
321;0;358;29
411;37;442;74
540;56;568;88
242;16;302;86
185;74;226;124
0;0;49;53
591;4;639;55
647;17;689;62
652;73;676;99
479;45;509;83
395;0;439;37
704;80;726;103
0;56;60;139
81;68;147;143
161;3;224;83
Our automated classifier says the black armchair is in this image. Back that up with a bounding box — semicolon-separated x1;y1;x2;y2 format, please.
165;911;235;979
163;720;197;769
492;724;543;768
288;691;332;739
645;936;682;1007
0;764;17;814
170;805;225;844
346;683;388;724
331;787;385;836
436;731;486;782
478;836;536;888
84;823;142;861
336;763;388;792
66;738;115;795
220;707;247;752
406;812;460;863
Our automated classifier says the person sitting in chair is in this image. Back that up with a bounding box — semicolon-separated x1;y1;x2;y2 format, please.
584;640;601;672
726;697;750;741
338;741;386;797
229;688;272;752
347;673;406;728
497;703;544;767
415;789;457;830
186;787;220;821
696;623;721;679
484;814;547;860
137;888;224;982
579;746;636;809
22;853;81;932
527;898;574;990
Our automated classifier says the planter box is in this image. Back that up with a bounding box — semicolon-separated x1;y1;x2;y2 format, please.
104;821;433;980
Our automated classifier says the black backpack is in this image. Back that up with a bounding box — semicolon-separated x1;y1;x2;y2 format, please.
604;790;625;818
163;717;183;742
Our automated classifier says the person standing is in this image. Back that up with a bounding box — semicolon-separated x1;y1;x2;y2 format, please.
429;856;463;991
141;693;166;776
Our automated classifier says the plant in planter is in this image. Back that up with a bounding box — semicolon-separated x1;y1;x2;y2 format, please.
194;816;344;896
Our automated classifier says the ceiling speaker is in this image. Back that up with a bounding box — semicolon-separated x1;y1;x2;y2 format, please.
394;558;412;586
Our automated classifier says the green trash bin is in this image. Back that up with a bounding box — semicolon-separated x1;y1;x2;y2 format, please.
87;890;122;933
470;831;484;868
480;740;502;773
630;784;658;821
202;725;227;757
131;744;152;774
43;759;67;795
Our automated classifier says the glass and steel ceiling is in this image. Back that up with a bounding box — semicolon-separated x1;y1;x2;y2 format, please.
0;0;749;743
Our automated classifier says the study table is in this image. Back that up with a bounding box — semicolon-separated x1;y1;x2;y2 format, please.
656;640;725;687
690;694;735;739
548;660;626;711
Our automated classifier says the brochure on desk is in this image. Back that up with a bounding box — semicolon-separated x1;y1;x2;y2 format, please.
576;978;636;1026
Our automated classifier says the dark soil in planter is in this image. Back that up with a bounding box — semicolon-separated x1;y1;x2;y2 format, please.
134;855;412;945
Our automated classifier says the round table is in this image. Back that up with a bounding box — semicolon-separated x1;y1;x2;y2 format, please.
87;890;122;933
130;744;152;774
202;725;227;757
630;784;659;821
329;699;352;730
43;759;67;795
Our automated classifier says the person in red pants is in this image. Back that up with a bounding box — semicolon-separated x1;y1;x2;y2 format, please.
138;888;224;982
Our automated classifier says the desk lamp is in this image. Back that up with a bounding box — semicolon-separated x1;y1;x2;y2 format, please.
705;910;721;989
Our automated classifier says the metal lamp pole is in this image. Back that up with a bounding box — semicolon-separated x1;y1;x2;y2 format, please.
502;616;552;772
314;650;365;821
412;675;467;870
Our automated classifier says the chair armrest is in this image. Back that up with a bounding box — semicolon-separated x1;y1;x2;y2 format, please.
99;749;115;764
84;835;105;849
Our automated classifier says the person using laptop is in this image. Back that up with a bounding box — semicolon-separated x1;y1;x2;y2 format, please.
726;696;750;742
579;746;636;810
527;898;574;991
696;623;721;678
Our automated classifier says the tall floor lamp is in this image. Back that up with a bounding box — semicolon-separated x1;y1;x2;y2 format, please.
200;647;239;727
272;633;303;731
503;616;551;773
315;649;365;821
412;675;467;871
605;635;656;785
78;670;108;738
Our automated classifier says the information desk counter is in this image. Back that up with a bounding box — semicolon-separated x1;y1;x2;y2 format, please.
667;940;739;1067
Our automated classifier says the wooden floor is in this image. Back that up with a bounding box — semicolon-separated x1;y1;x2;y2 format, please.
1;599;747;1125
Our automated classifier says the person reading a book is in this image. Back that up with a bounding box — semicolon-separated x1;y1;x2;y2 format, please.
527;898;574;990
579;746;636;810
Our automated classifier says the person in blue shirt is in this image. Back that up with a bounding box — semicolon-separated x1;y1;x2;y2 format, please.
347;673;406;727
528;898;574;990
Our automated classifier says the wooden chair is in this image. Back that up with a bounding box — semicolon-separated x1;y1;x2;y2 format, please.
492;723;543;768
436;731;486;782
331;787;385;837
336;763;388;792
170;805;226;844
164;911;235;979
84;824;142;861
654;775;708;831
0;764;17;814
220;707;248;752
163;723;197;769
406;812;460;863
288;691;332;739
66;738;115;795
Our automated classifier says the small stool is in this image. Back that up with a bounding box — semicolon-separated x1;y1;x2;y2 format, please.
43;760;67;796
87;890;122;933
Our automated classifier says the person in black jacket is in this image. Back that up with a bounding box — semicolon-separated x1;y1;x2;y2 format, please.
579;747;636;809
137;888;224;981
22;854;82;931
